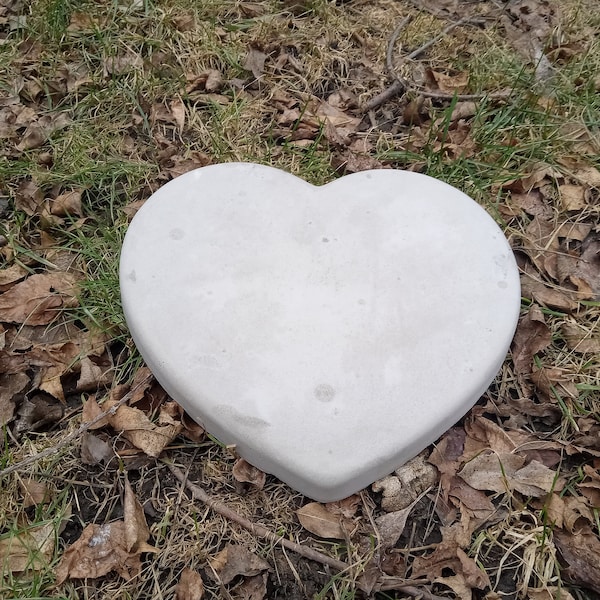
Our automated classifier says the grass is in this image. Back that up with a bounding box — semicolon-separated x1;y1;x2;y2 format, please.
1;0;599;597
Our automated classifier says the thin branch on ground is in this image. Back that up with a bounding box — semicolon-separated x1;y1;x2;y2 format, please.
363;9;511;111
0;374;153;479
168;463;447;599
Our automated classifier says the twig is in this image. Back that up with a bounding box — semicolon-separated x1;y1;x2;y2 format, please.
168;464;447;599
168;464;348;571
363;9;511;112
0;374;153;479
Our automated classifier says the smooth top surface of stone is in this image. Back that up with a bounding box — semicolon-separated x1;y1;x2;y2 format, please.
120;163;521;502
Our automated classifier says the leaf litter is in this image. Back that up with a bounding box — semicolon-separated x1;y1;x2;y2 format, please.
1;0;599;598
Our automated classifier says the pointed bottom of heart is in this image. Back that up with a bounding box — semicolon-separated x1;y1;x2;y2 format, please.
120;163;521;501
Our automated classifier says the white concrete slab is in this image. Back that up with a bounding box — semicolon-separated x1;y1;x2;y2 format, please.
120;163;521;501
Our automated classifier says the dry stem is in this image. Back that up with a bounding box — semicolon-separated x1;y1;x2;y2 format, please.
364;9;511;111
168;464;447;599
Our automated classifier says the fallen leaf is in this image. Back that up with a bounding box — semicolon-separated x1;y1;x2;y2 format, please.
429;70;469;93
435;574;474;600
14;180;44;216
557;232;600;300
559;184;587;211
0;523;55;572
105;400;182;457
19;478;50;507
0;371;29;426
243;47;267;79
556;222;592;242
0;272;78;326
412;538;490;590
170;98;186;132
560;322;600;353
103;52;143;76
82;396;110;429
520;267;578;312
0;264;28;291
511;305;552;376
463;415;532;457
296;502;346;539
446;476;495;519
50;190;83;217
554;526;600;593
209;544;270;585
459;452;558;497
523;217;559;279
175;567;205;600
55;481;157;583
530;366;578;402
375;494;421;549
76;355;113;392
560;161;600;187
16;112;72;151
124;477;152;553
185;70;224;94
528;587;575;600
233;572;267;600
232;458;266;490
55;522;140;583
80;432;114;465
14;394;63;434
181;411;205;442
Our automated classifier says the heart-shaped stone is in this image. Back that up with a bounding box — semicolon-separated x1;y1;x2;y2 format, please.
120;163;520;501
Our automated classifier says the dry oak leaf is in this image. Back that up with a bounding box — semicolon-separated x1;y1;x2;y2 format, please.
0;371;29;426
412;541;490;590
243;47;267;79
0;264;28;291
0;272;78;326
458;451;558;497
578;464;600;508
520;267;578;313
103;52;143;76
50;190;83;217
209;544;270;585
463;415;533;457
232;572;268;600
558;184;588;211
16;112;71;151
175;567;205;600
124;477;155;553
15;180;44;216
104;400;182;457
55;479;157;583
296;502;346;539
545;493;595;532
554;525;600;593
523;216;560;279
80;432;114;465
232;458;266;490
560;322;600;353
55;522;142;583
530;366;578;403
375;494;422;549
429;70;469;94
19;477;50;507
0;523;55;572
510;305;552;376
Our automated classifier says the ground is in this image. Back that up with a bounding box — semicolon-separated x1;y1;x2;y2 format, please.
0;0;599;598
